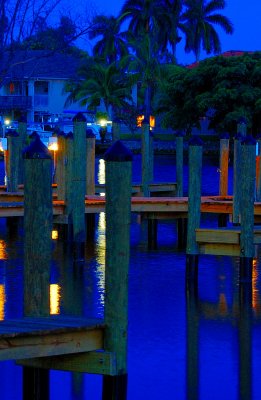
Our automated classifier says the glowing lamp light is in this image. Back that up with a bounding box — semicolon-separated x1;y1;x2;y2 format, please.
99;119;107;127
48;136;58;151
4;119;10;126
50;284;61;315
0;138;7;151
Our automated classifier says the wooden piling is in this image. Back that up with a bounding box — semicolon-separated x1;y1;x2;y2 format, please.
186;284;199;400
64;113;87;258
186;136;203;283
23;134;53;400
218;133;230;227
112;118;121;142
219;132;230;196
86;129;96;239
102;140;132;399
141;119;152;197
176;131;184;197
56;131;66;201
239;135;256;282
233;133;243;224
237;117;247;137
6;130;19;192
256;133;261;201
238;283;252;400
18;116;28;185
176;131;187;247
86;129;96;195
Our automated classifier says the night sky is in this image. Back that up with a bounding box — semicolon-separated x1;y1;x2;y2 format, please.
68;0;261;65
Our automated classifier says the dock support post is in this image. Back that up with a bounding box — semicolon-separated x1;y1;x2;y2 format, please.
6;130;19;192
86;129;96;240
102;140;132;400
112;118;121;142
23;134;53;400
255;133;261;201
233;133;243;224
176;131;187;247
218;133;230;227
186;283;199;400
64;114;87;258
141;119;155;247
239;135;256;282
186;136;203;284
238;282;252;400
18;116;28;185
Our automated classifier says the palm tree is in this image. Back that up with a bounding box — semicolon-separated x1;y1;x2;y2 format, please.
88;14;129;64
182;0;234;61
66;59;134;120
159;0;186;59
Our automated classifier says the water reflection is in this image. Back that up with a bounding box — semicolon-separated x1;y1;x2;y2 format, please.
96;212;106;308
0;284;5;320
50;283;61;315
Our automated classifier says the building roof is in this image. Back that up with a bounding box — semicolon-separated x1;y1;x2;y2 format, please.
186;50;255;69
4;50;82;80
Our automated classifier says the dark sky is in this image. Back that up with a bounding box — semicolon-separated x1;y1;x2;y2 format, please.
67;0;261;65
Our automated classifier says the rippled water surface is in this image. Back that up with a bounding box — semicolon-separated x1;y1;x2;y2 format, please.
0;153;260;400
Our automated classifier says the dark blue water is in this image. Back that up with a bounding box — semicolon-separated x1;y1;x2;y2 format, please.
0;153;260;400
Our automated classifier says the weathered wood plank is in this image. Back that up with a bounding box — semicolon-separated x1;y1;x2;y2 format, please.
0;317;105;361
199;243;241;256
17;350;117;375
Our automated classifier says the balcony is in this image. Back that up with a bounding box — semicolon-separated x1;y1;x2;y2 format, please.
0;96;32;110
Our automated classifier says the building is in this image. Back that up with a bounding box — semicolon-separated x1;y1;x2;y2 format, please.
0;50;85;124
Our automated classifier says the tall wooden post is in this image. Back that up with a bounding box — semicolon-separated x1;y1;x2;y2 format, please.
86;129;96;239
186;284;199;400
238;283;252;400
86;129;96;195
23;134;52;400
237;117;247;137
102;140;132;400
5;130;19;192
176;131;187;247
176;131;184;197
233;133;242;224
186;136;203;284
18;115;28;185
112;118;121;143
219;132;230;196
56;131;66;201
218;132;230;227
256;133;261;201
240;135;256;282
68;113;87;258
141;118;151;197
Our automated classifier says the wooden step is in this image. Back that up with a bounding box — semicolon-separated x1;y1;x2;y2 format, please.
0;316;104;361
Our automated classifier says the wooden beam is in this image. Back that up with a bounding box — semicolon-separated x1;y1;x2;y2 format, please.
17;351;117;375
0;317;104;361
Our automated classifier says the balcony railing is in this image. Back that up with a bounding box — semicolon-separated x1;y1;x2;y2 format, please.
0;96;32;110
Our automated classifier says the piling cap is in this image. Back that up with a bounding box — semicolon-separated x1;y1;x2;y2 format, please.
104;140;133;162
188;135;203;146
241;135;256;146
219;132;230;139
5;129;19;137
73;112;86;122
23;134;52;159
86;129;96;138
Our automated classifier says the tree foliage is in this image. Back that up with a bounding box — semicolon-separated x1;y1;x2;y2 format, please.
156;52;261;135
